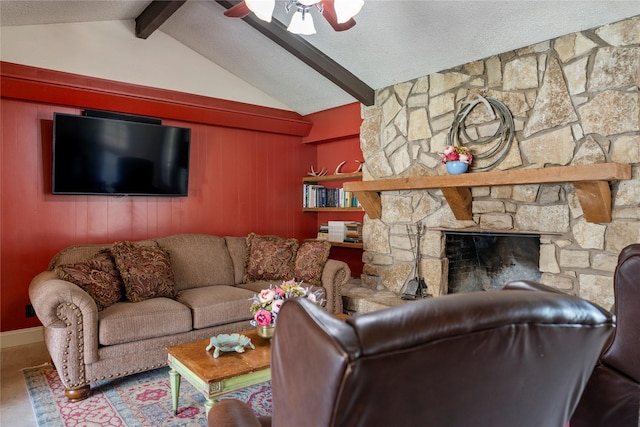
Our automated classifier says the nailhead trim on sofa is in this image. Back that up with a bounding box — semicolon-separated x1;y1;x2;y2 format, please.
57;302;85;388
57;302;170;388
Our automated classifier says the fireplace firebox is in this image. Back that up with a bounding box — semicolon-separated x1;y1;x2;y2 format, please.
445;231;541;294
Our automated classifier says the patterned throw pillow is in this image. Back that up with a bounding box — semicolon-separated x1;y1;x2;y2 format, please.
54;249;123;310
111;241;177;302
244;233;299;282
295;240;331;286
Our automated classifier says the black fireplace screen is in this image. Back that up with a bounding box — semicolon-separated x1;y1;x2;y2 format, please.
445;232;541;293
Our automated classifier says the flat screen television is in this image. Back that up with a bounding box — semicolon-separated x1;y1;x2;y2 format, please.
52;112;191;196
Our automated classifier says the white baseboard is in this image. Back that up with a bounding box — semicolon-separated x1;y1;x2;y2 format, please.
0;326;44;349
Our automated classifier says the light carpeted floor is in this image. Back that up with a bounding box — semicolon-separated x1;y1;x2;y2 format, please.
22;363;271;426
1;341;50;427
7;341;272;427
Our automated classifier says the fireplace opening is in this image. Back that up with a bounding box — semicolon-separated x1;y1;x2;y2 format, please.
445;231;541;294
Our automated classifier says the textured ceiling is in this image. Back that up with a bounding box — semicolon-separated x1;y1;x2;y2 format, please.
2;1;640;114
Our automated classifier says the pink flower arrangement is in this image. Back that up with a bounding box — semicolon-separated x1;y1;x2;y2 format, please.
440;145;473;165
250;280;325;327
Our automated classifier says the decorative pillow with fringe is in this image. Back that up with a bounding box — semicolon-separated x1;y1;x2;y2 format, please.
295;240;331;287
244;233;299;283
111;241;177;302
55;249;124;310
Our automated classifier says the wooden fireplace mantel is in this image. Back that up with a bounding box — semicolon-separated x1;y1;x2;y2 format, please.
343;163;632;223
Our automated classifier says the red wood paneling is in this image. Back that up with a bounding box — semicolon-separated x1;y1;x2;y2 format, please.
302;102;361;144
1;61;313;137
1;68;317;332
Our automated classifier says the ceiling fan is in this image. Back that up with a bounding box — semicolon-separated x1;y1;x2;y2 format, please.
223;0;363;34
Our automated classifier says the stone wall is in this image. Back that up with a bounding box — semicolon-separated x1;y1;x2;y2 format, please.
359;16;639;309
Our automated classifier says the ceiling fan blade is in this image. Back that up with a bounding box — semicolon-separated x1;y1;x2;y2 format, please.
224;1;251;18
320;0;356;31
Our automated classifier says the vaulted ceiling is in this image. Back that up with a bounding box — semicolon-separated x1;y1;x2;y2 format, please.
1;1;639;114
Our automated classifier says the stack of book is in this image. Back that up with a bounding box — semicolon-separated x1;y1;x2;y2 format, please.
303;184;359;208
344;222;363;243
317;223;329;240
328;221;347;242
316;221;363;244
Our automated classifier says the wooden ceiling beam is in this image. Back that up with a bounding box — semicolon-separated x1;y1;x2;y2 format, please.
135;1;186;39
216;1;375;106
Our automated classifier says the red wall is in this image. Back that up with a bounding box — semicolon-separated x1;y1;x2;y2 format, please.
1;63;363;332
0;63;324;332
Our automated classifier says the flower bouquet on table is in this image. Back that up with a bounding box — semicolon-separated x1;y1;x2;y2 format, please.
250;279;325;339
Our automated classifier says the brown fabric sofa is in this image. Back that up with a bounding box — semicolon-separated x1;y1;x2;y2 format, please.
208;281;614;427
28;233;350;401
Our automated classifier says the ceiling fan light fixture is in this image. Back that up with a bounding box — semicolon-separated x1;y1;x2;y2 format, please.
245;0;275;22
334;0;364;24
287;7;316;35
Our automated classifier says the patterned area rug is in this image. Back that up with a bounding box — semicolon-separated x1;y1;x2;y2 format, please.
23;364;272;427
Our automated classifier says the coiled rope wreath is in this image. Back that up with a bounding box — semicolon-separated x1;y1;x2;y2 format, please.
446;94;515;171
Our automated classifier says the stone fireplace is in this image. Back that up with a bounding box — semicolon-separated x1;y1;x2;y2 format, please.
351;16;640;311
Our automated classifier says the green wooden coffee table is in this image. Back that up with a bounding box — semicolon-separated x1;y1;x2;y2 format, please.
166;329;271;416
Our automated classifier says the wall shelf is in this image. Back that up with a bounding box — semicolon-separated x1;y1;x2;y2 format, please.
303;172;363;212
303;207;363;212
343;163;632;224
303;172;362;183
305;239;363;249
329;241;363;249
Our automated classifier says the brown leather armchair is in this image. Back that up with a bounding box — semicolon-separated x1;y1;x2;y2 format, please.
209;281;614;427
570;243;640;427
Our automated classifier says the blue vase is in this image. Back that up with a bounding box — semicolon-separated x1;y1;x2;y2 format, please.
446;161;468;174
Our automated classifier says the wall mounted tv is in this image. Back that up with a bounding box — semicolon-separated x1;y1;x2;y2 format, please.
52;111;191;196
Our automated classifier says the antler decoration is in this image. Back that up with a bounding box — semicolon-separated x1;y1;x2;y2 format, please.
335;160;364;174
308;166;328;176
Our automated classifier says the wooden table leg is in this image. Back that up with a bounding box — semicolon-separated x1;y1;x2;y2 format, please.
169;368;181;415
205;397;217;417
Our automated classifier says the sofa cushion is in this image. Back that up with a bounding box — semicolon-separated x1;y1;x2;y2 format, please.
225;236;248;285
295;240;331;286
244;233;299;282
54;249;124;310
238;280;279;294
155;234;235;290
111;241;177;302
98;297;192;345
49;244;111;270
178;286;255;329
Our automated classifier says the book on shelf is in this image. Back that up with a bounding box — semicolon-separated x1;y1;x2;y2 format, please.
303;184;360;208
316;223;329;240
328;221;346;242
320;221;363;243
343;238;363;244
344;221;363;243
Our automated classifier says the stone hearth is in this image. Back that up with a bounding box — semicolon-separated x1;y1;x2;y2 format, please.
342;279;406;315
348;16;640;314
